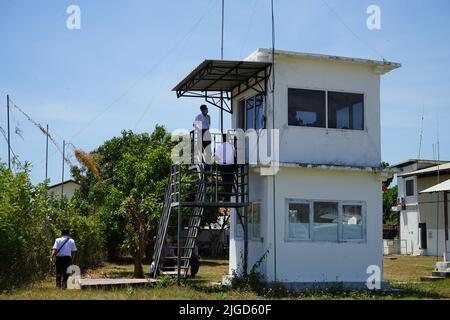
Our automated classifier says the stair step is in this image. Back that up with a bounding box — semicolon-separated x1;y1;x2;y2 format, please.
432;271;450;278
420;275;446;282
161;271;187;276
161;266;189;270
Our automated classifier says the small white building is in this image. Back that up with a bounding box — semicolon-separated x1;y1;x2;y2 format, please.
391;160;450;257
47;179;80;199
228;49;400;288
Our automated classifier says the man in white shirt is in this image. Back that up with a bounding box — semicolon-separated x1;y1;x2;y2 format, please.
193;104;211;151
214;135;237;201
51;229;77;288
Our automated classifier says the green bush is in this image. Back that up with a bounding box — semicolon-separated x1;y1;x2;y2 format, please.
0;163;104;290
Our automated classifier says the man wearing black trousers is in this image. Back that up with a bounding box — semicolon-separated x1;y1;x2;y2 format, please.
51;229;77;289
190;244;200;278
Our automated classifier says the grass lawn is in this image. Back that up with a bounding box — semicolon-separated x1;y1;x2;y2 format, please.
1;256;449;300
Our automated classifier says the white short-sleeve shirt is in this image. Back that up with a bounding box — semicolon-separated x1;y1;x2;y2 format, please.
215;142;235;164
193;113;211;130
53;236;77;257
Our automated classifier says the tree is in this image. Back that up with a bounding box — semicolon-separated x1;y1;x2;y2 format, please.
383;186;398;227
72;126;177;277
202;208;230;258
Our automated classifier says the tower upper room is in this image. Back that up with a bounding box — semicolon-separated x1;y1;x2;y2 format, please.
233;48;400;168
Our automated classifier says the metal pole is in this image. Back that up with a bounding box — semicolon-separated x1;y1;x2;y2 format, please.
221;0;224;60
444;191;449;261
220;0;224;134
61;140;65;203
243;205;248;276
45;124;49;180
7;95;11;169
177;166;182;285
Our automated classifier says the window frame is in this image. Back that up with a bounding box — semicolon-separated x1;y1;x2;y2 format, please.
250;202;262;241
234;202;262;241
341;201;366;242
285;198;367;243
287;87;327;128
313;200;339;242
327;91;365;131
405;178;415;198
286;199;312;241
243;94;266;131
287;86;366;132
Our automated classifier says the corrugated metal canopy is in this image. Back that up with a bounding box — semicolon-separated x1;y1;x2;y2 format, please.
399;162;450;177
172;59;272;94
420;179;450;193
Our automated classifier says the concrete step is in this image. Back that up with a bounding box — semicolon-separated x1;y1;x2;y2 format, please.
161;271;185;276
432;271;450;278
420;275;445;282
77;278;157;289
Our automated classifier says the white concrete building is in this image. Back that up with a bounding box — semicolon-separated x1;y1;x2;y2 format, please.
391;160;450;257
228;49;400;287
47;179;80;199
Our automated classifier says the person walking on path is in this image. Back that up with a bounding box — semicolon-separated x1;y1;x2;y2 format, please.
50;228;77;289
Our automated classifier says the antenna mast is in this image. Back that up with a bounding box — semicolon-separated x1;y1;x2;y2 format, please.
418;105;424;159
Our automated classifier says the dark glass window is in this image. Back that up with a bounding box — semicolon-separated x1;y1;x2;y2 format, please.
288;88;326;127
246;98;254;130
255;95;264;130
406;179;414;197
313;202;338;241
343;205;363;240
328;91;364;130
245;95;265;130
288;203;310;239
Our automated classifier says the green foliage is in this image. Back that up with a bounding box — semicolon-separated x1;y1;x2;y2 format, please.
0;125;177;288
383;186;398;226
231;249;270;293
71;126;176;277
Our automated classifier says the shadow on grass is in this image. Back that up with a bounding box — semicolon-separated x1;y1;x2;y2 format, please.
199;260;228;267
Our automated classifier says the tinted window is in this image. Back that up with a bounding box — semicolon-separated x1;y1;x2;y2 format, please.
313;202;338;241
255;95;265;130
343;205;363;240
328;91;364;130
288;88;326;127
288;203;310;240
246;98;254;130
406;179;414;196
252;203;261;238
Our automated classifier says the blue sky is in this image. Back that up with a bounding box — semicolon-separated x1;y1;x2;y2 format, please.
0;0;449;184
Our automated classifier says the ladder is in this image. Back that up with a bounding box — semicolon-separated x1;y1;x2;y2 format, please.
152;164;206;279
152;165;177;278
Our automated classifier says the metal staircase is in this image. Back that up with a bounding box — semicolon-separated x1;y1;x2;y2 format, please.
152;162;249;282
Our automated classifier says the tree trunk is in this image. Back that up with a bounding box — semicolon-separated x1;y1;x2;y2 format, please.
134;255;144;278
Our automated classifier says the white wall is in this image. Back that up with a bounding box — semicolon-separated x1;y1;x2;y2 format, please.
48;182;80;199
242;51;382;167
397;173;450;257
399;211;420;255
230;166;383;284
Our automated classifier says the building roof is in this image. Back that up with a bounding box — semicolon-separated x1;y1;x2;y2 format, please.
47;179;80;189
421;179;450;193
172;59;271;94
399;162;450;177
390;159;448;169
247;48;401;74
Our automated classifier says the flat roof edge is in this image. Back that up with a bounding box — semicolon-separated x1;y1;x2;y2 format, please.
249;48;401;71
